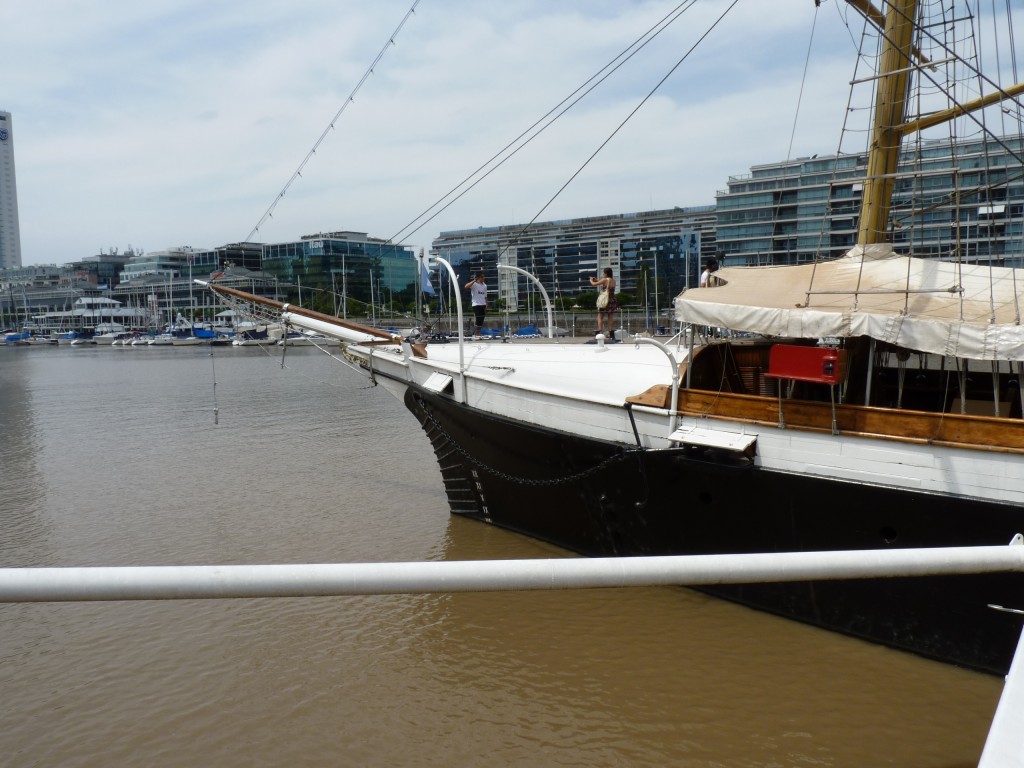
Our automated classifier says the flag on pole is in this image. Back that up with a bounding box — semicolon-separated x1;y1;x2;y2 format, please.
420;259;435;296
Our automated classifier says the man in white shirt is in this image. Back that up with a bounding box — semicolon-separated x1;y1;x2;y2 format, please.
700;258;719;288
464;273;488;338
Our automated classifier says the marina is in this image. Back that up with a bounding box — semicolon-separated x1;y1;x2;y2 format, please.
0;346;1006;765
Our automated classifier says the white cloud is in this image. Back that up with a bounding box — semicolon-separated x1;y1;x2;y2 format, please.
0;0;944;265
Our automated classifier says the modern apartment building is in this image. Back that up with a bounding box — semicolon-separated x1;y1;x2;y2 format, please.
0;111;23;269
431;206;717;312
715;134;1024;268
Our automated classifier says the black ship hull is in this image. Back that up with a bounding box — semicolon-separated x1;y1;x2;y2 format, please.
404;385;1024;675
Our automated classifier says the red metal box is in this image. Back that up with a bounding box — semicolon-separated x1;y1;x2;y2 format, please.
765;344;847;385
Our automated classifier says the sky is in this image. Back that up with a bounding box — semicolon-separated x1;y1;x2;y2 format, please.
0;1;927;266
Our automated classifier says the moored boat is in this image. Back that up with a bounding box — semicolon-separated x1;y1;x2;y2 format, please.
231;324;276;346
92;326;131;345
278;330;340;347
170;334;203;346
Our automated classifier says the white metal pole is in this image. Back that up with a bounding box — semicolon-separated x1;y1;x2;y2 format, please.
980;621;1024;767
654;250;659;329
435;258;466;400
1;541;1022;602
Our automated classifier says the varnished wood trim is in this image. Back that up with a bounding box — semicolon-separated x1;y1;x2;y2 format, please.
674;389;1024;455
626;385;672;408
206;282;399;341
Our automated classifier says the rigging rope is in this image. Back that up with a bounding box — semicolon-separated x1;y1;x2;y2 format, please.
785;3;821;166
243;0;422;242
500;0;740;255
386;0;699;246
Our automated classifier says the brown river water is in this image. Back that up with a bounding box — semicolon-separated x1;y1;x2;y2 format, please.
0;344;1005;766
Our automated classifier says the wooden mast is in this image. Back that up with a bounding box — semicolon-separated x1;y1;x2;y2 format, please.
853;0;1024;246
856;0;919;246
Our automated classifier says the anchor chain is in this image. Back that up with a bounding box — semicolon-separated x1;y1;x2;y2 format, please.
419;401;638;487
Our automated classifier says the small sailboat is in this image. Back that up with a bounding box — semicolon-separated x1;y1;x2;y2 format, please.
170;334;203;346
277;330;340;347
231;323;278;346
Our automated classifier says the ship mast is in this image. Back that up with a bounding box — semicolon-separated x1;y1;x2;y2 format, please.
856;0;919;246
853;0;1024;246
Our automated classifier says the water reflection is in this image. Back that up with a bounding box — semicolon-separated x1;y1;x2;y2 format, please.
410;514;1000;766
0;351;53;564
0;348;1004;766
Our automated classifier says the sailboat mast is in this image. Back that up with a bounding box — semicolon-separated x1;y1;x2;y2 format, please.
857;0;918;246
416;248;423;325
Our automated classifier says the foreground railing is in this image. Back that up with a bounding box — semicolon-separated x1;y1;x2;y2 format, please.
2;540;1022;602
3;540;1022;766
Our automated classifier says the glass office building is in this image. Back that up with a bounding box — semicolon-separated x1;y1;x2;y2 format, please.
431;207;716;312
190;242;263;275
715;134;1024;267
261;231;417;315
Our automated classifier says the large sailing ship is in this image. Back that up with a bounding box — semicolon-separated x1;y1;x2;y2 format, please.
204;1;1024;674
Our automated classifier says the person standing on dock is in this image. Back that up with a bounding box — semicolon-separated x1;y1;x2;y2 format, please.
464;272;488;339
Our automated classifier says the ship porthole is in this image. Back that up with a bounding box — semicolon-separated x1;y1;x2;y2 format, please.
880;526;898;544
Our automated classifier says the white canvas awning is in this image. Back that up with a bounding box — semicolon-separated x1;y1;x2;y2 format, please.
674;245;1024;362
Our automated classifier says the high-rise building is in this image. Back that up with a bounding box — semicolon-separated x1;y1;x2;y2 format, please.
0;110;23;269
715;135;1024;268
431;207;717;312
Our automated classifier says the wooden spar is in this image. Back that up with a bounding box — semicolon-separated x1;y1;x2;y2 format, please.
196;280;286;311
897;81;1024;135
194;280;399;342
857;0;919;246
852;0;1024;244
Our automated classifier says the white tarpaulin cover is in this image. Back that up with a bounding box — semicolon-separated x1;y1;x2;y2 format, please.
674;245;1024;362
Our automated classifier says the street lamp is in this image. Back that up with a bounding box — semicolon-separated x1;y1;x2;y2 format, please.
653;246;659;328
